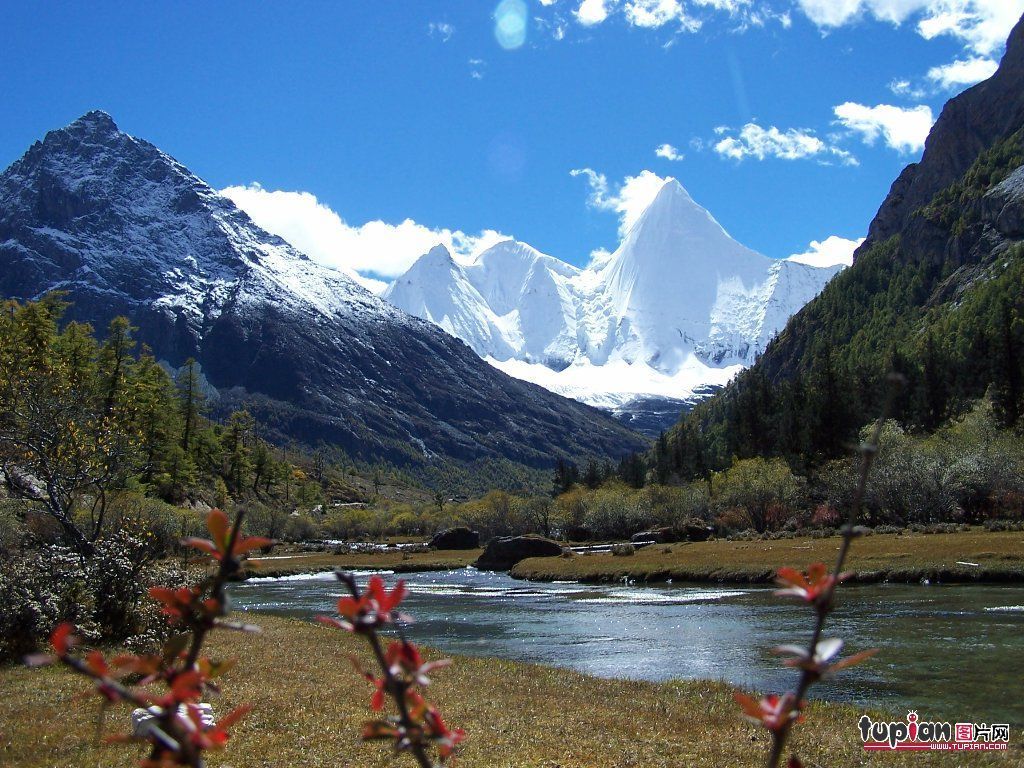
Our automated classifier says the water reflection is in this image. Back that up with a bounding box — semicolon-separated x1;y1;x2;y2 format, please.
232;569;1024;725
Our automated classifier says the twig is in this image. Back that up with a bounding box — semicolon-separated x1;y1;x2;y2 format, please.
337;572;434;768
766;373;903;768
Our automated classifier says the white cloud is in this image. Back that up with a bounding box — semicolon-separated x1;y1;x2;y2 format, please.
571;168;669;235
926;55;999;88
713;123;858;164
794;0;867;27
917;0;1024;56
833;102;934;153
694;0;754;10
427;22;455;42
569;0;774;30
795;1;1024;56
888;78;927;98
655;142;685;161
623;0;699;29
786;235;864;268
575;0;614;25
221;184;509;291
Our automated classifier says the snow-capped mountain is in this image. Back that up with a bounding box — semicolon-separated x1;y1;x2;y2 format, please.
0;112;647;465
385;179;843;428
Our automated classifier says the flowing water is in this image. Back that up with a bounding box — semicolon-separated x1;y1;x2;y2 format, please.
231;568;1024;725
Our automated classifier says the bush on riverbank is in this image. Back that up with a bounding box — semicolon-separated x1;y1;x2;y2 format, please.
0;531;185;662
301;401;1024;546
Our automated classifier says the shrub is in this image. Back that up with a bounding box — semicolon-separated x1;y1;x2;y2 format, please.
610;543;635;556
283;515;319;542
0;499;28;555
984;518;1024;532
811;504;841;528
714;507;753;534
0;532;185;662
713;458;806;532
727;528;762;541
873;524;903;535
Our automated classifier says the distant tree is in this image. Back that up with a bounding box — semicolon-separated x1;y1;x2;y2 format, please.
523;495;554;537
175;358;204;454
617;454;645;489
223;410;255;495
992;299;1022;427
551;458;579;497
713;457;805;533
312;448;326;484
919;331;949;431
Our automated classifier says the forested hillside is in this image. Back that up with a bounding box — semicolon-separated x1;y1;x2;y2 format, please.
649;18;1024;479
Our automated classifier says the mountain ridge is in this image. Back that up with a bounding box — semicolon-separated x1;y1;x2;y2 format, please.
0;111;648;470
385;178;843;421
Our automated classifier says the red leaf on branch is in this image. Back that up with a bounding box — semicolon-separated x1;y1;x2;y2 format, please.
323;575;408;633
775;563;850;609
734;692;804;733
206;508;230;552
50;622;79;656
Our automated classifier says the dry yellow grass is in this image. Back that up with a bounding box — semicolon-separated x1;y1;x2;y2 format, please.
511;530;1024;584
244;549;481;579
1;615;1020;767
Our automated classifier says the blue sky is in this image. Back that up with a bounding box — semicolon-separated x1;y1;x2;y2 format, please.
1;1;1021;288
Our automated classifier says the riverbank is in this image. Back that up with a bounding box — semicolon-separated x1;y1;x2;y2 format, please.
511;529;1024;584
4;614;1017;767
242;548;482;579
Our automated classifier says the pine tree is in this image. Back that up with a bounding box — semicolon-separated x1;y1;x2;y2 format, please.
992;299;1022;427
919;331;949;431
175;358;204;454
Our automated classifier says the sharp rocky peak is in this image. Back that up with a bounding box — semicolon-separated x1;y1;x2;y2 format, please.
64;110;120;137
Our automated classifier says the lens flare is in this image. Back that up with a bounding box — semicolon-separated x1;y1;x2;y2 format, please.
494;0;528;50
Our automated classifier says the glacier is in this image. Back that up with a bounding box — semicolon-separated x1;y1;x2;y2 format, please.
385;179;844;420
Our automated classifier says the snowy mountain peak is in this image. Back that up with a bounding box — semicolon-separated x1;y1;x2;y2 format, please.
422;243;457;265
64;109;120;137
610;177;766;277
386;177;845;427
0;112;647;465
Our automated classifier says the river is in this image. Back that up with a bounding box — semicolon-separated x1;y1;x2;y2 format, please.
230;568;1024;725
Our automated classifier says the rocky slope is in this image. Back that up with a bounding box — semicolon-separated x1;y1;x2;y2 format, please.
758;13;1024;384
862;14;1024;261
0;112;648;467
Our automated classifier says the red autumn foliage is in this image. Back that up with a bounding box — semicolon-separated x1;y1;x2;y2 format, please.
27;509;265;767
320;571;464;767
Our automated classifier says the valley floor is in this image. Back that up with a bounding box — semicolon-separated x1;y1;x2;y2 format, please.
243;530;1024;585
3;614;1018;768
244;548;482;579
510;529;1024;584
